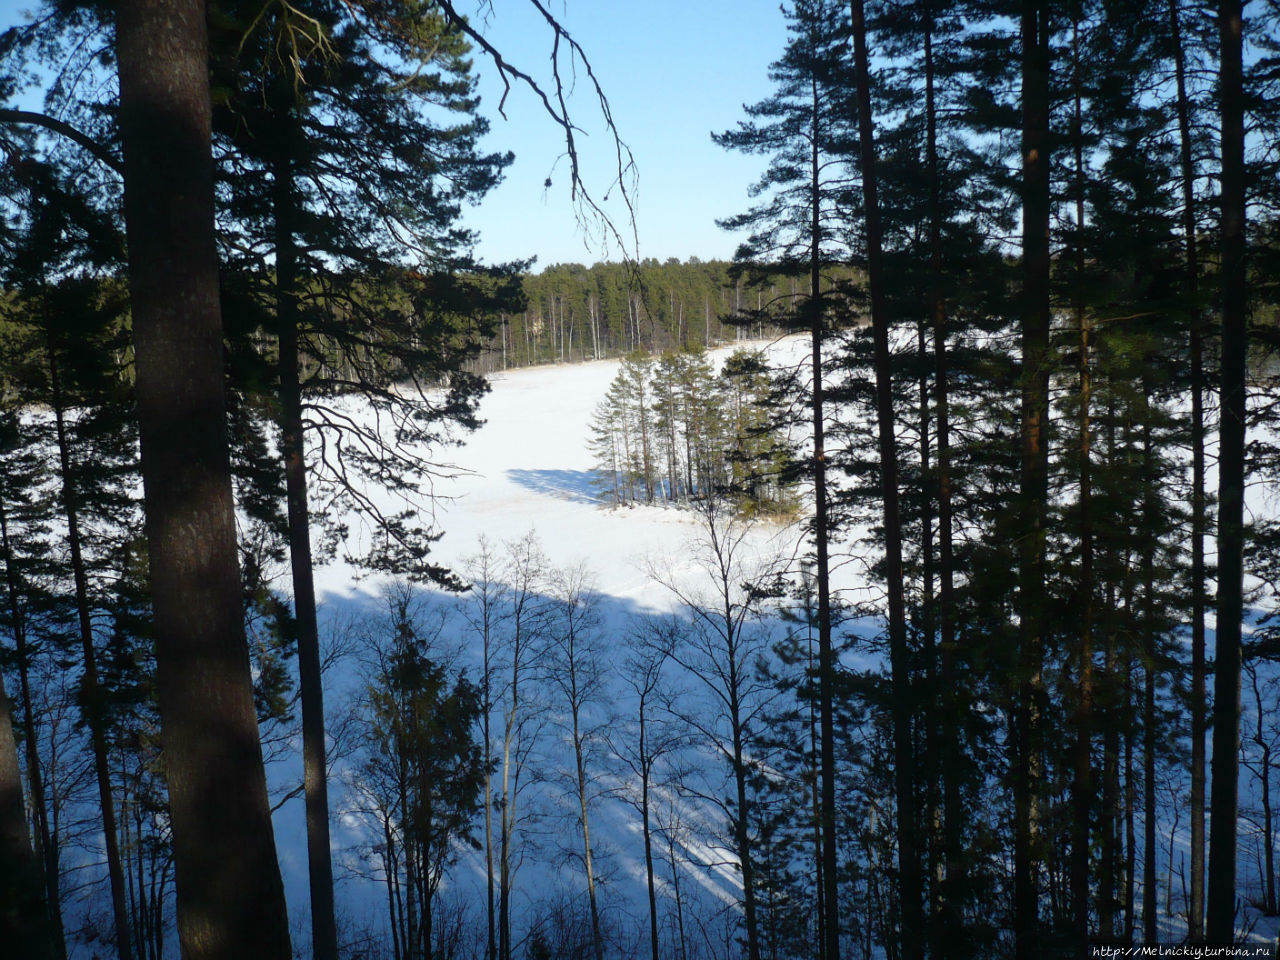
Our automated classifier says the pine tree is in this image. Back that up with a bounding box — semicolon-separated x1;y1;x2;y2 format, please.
116;2;292;955
357;587;484;960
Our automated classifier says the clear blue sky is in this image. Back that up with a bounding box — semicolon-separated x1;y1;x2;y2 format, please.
458;1;788;268
0;0;789;268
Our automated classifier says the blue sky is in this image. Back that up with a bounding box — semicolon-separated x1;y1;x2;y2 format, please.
0;0;788;268
458;0;788;268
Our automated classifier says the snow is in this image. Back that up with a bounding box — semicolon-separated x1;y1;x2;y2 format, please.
273;337;813;956
257;332;1280;956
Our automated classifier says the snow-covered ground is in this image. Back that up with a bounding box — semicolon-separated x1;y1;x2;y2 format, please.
310;337;810;609
261;333;1280;957
272;337;813;957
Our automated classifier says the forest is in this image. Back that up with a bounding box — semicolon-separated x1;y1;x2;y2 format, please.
1;0;1279;959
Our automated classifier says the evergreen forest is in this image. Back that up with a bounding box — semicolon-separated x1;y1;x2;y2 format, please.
1;1;1280;960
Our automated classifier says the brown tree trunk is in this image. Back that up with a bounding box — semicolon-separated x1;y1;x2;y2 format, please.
114;2;292;957
849;2;923;956
1207;0;1246;945
271;98;339;960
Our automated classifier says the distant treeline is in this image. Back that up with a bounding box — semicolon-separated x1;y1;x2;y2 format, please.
469;258;862;373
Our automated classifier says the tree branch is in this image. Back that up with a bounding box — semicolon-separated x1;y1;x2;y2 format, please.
0;108;123;174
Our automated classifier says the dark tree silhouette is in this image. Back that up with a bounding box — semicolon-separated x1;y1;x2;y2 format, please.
114;2;290;957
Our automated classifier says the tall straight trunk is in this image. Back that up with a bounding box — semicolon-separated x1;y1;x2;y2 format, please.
668;815;690;960
639;708;659;960
1248;669;1276;913
916;311;939;952
849;3;923;957
1169;0;1207;939
1069;24;1093;954
575;733;603;960
0;500;65;958
924;10;962;947
114;3;292;957
807;589;825;952
807;58;840;960
1100;412;1120;939
563;630;604;960
271;103;339;960
0;671;54;958
730;694;761;960
1207;0;1245;945
46;348;133;960
482;618;496;960
1142;381;1158;943
1014;5;1051;956
498;599;530;960
1124;677;1137;943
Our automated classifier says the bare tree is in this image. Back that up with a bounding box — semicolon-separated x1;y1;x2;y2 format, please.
544;563;609;960
461;537;504;960
606;617;687;960
648;497;787;960
493;532;550;960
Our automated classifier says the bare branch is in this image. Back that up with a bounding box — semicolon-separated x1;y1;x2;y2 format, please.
0;108;123;174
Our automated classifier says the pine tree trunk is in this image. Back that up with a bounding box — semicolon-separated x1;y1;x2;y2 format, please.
0;500;65;959
1070;25;1094;953
849;3;923;956
1124;684;1137;943
46;348;134;960
728;651;761;960
1014;5;1051;955
1169;0;1207;939
0;672;54;958
1142;378;1158;943
807;59;840;960
482;611;496;960
271;99;339;960
114;3;292;956
1207;0;1246;945
924;10;962;948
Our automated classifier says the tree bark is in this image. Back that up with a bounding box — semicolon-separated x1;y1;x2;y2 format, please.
1069;22;1093;954
271;96;339;960
1142;378;1158;943
0;671;54;959
114;3;292;957
924;9;962;950
1169;0;1208;938
1207;0;1245;945
849;2;923;957
808;56;840;960
46;347;134;960
1015;4;1051;955
0;497;65;959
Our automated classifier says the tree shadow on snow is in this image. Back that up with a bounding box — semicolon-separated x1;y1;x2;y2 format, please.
505;467;601;504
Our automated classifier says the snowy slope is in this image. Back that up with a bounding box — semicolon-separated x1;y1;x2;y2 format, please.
270;337;814;956
263;333;1280;957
